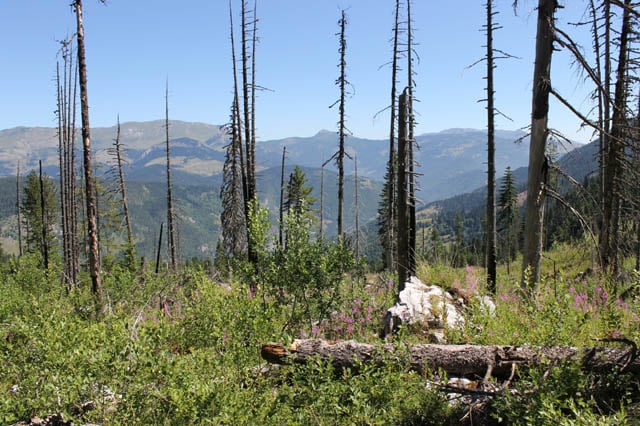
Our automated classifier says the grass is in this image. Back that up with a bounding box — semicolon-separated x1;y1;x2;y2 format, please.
0;243;639;424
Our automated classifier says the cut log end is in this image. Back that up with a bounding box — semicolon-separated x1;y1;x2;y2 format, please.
261;343;289;364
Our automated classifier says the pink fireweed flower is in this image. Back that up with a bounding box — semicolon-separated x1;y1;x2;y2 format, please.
616;298;629;311
574;293;591;312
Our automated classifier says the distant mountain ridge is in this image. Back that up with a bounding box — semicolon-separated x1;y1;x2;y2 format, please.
0;120;534;203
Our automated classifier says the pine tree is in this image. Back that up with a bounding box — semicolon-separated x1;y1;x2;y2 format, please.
21;169;57;263
498;167;519;275
284;166;316;219
219;101;248;259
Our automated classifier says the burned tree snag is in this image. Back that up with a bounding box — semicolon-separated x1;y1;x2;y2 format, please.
74;0;102;301
396;89;409;292
522;0;557;286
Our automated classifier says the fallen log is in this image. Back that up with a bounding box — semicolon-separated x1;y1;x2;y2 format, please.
261;339;639;379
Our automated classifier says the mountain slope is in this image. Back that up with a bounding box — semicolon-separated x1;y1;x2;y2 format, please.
0;121;532;203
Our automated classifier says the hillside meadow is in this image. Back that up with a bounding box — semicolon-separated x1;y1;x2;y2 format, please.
1;240;640;425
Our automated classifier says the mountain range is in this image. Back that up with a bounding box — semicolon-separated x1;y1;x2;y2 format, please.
0;120;533;203
0;120;595;260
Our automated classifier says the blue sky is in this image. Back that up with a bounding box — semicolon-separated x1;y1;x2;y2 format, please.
1;1;598;143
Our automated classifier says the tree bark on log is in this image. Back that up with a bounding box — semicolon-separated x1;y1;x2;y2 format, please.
261;339;639;379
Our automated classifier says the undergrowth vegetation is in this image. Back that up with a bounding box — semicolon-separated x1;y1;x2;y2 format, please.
1;239;640;424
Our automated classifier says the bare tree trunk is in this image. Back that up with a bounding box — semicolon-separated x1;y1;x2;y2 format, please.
262;339;640;379
57;47;80;288
69;55;80;285
155;222;164;275
38;160;49;269
16;162;22;257
486;0;497;293
354;154;360;261
319;162;324;238
279;146;286;247
602;0;632;276
522;0;557;287
337;9;347;239
74;0;102;300
383;0;401;271
228;1;249;258
241;0;258;266
406;0;416;278
56;63;69;282
397;90;409;292
165;82;177;271
114;116;135;266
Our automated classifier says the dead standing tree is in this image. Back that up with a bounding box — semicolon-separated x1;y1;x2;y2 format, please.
601;0;634;275
16;163;22;257
228;0;249;257
279;146;286;247
232;0;259;266
74;0;102;301
56;40;80;287
109;116;135;268
165;82;178;271
521;0;558;287
396;89;410;292
485;0;498;293
547;0;639;275
220;99;248;259
466;0;513;292
406;0;417;282
39;160;49;270
378;0;402;271
328;9;352;240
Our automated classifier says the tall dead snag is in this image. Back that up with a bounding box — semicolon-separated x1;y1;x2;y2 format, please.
279;146;286;247
522;0;557;287
74;0;102;300
378;0;402;271
228;0;249;257
354;155;360;261
396;89;410;292
319;162;325;238
406;0;417;281
485;0;497;293
165;82;177;271
16;163;22;257
57;41;80;287
111;116;135;267
601;0;633;275
220;98;248;259
56;62;68;277
238;0;259;265
38;160;49;269
262;339;640;379
329;9;350;239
